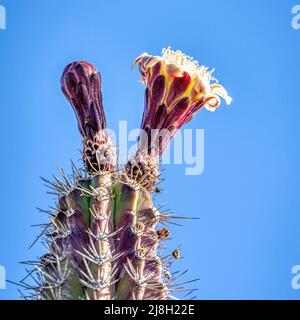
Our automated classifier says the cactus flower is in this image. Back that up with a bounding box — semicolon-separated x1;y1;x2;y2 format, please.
61;61;116;173
134;47;232;156
124;48;232;191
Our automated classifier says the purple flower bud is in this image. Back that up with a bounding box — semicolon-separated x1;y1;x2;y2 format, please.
61;61;106;140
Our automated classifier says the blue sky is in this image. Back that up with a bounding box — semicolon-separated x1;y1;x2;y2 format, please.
0;0;300;299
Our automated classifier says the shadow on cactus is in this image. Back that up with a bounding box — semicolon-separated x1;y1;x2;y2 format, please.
21;48;231;300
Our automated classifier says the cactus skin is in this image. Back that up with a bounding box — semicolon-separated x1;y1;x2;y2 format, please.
23;49;231;300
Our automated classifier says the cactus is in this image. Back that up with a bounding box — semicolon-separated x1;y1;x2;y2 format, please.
22;48;231;300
